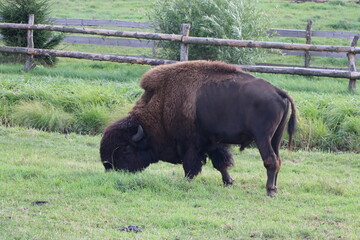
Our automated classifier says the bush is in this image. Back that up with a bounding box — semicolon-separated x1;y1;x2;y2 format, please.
150;0;269;64
0;0;64;66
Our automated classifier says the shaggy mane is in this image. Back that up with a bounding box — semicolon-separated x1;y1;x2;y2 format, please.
140;60;243;92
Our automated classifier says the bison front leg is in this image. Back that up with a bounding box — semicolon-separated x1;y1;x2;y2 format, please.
256;139;280;197
182;145;205;180
207;145;234;185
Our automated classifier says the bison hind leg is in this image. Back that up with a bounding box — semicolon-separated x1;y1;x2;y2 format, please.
207;144;234;185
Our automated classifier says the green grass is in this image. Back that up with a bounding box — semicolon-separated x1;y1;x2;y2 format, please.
258;0;360;32
51;0;153;21
1;126;359;239
0;61;149;134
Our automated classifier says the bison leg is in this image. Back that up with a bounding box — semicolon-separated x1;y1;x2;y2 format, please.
256;138;280;197
103;162;114;171
182;145;205;180
207;145;234;185
270;104;289;189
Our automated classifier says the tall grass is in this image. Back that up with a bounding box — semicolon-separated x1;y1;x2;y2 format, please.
12;101;73;132
0;62;149;134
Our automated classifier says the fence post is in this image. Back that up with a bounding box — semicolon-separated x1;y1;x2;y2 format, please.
22;14;35;72
304;19;313;68
180;24;190;61
347;36;358;91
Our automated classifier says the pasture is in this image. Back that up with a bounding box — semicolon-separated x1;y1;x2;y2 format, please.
1;126;359;239
1;0;360;239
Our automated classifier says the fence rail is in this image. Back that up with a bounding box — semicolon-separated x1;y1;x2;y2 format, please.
268;29;360;39
1;23;359;53
0;16;358;90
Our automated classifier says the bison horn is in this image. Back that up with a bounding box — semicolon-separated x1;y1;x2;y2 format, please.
132;125;144;142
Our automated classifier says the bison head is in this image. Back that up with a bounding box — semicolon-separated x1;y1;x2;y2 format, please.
100;116;155;172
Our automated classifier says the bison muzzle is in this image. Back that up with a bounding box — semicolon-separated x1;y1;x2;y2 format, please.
100;61;296;197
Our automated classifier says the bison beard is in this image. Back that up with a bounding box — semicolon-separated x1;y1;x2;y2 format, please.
100;61;296;197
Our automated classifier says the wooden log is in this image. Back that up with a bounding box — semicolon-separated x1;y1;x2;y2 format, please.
0;46;177;65
22;14;35;72
182;36;360;54
1;23;360;53
268;29;360;39
0;23;183;42
238;65;360;79
304;20;312;67
1;45;360;79
347;36;359;90
180;24;190;61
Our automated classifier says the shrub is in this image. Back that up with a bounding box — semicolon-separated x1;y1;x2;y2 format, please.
150;0;269;64
0;0;64;65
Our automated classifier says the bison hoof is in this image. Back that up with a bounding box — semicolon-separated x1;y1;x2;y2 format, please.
266;187;278;197
223;178;234;186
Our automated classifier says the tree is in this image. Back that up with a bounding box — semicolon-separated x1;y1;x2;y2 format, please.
0;0;63;65
150;0;270;64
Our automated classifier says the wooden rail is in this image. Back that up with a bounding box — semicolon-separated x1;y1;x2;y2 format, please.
2;45;359;80
1;23;360;53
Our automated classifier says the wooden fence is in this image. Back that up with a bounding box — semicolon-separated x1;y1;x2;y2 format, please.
2;17;359;59
0;16;359;90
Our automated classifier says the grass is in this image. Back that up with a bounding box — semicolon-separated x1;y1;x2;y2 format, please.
0;61;149;134
1;126;359;239
258;0;360;32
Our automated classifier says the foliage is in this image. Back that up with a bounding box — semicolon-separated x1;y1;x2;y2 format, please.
149;0;269;64
0;0;64;65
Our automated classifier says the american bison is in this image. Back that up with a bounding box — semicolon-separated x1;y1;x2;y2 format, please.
100;61;296;197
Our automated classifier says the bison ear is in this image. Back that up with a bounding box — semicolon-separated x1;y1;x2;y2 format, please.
132;125;144;142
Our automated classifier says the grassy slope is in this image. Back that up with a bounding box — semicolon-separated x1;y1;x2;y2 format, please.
1;126;359;239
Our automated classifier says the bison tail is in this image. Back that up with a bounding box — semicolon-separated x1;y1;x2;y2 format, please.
286;95;296;151
277;89;297;151
287;103;296;151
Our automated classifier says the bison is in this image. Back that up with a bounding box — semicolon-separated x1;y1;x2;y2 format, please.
100;61;296;197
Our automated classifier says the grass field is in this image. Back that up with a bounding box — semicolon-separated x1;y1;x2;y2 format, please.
1;126;359;239
1;0;360;239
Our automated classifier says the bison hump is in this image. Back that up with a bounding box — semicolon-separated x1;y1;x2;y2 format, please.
139;60;242;92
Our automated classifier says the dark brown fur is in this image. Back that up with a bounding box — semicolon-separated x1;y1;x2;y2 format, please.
100;60;296;196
